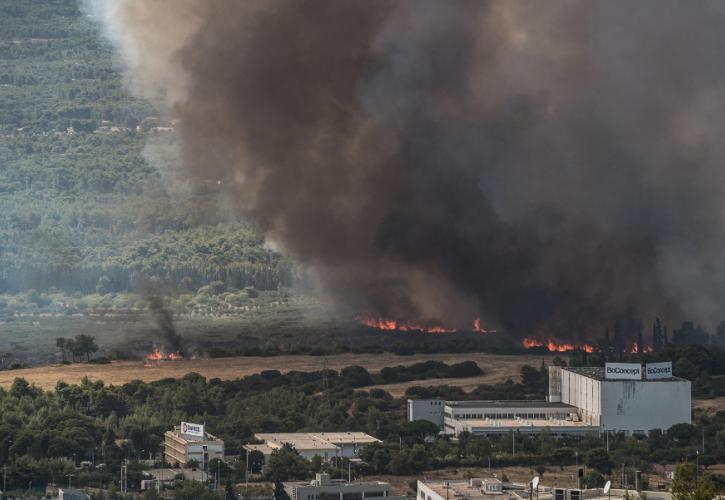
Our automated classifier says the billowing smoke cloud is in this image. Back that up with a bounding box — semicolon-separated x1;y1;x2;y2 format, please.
91;0;725;339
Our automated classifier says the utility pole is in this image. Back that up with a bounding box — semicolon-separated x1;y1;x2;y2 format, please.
121;460;127;494
512;431;515;457
696;451;700;485
245;448;249;495
3;464;6;498
575;452;579;489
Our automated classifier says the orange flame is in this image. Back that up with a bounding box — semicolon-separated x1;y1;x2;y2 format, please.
629;342;654;354
356;315;498;334
145;347;183;362
472;318;496;333
356;316;457;333
522;338;595;353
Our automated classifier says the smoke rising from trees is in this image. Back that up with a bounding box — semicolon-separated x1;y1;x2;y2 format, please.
90;0;725;339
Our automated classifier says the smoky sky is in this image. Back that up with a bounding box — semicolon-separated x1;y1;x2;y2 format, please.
92;0;725;339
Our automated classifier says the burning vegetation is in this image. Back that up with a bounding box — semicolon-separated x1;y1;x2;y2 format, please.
145;347;183;361
356;316;495;334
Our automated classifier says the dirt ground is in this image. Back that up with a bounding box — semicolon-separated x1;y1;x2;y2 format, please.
0;352;551;390
692;397;725;414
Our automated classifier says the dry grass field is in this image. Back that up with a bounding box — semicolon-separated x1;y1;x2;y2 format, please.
0;352;552;390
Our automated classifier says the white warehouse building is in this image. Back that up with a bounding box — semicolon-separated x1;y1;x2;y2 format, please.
409;362;691;436
549;365;691;433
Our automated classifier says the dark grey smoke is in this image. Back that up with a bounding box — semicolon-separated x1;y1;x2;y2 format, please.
147;295;183;354
94;0;725;339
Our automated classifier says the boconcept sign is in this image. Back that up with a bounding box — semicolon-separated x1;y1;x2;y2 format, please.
605;363;641;380
181;421;204;438
646;362;673;380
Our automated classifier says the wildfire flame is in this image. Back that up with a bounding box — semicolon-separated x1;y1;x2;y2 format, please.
522;338;595;353
356;316;457;333
145;347;183;361
472;318;496;333
356;316;495;334
630;342;654;354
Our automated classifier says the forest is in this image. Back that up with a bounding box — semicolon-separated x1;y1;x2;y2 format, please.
0;0;296;298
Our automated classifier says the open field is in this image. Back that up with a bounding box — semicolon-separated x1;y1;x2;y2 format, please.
0;352;551;390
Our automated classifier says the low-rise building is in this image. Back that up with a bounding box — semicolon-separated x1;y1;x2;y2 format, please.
249;432;381;461
164;424;224;470
285;473;405;500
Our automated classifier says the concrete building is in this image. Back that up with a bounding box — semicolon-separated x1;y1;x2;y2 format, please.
417;479;504;500
407;399;444;426
164;425;224;469
249;432;381;461
409;363;691;436
285;473;405;500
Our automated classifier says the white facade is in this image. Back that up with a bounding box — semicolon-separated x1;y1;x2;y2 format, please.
407;399;445;427
164;426;224;469
549;366;691;434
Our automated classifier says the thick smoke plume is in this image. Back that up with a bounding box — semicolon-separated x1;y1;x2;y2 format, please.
93;1;725;339
146;295;183;354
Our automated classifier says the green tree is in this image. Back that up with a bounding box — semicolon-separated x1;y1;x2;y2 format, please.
73;334;98;362
671;463;715;500
266;444;310;481
585;447;613;474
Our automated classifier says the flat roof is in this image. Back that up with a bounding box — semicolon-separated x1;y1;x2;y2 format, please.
243;443;274;455
312;432;381;445
446;400;575;409
165;427;223;444
256;433;338;451
255;432;380;452
421;480;504;499
562;367;687;382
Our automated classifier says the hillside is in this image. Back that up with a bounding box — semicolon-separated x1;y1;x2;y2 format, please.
0;0;294;297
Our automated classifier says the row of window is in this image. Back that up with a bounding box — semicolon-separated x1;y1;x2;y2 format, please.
452;412;560;420
304;491;386;500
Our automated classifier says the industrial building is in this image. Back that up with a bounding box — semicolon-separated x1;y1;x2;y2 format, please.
164;423;224;469
285;473;405;500
247;432;381;461
409;362;691;436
